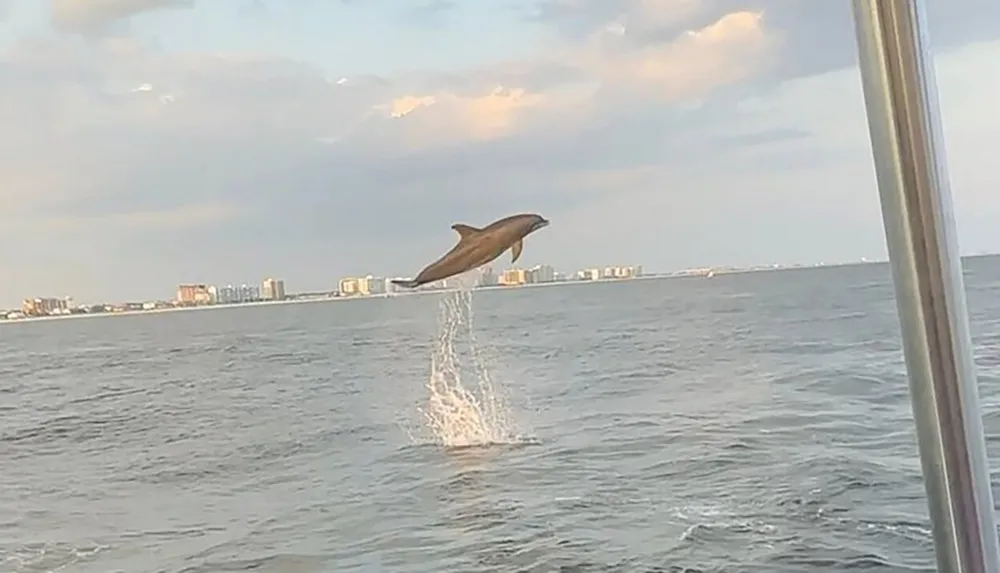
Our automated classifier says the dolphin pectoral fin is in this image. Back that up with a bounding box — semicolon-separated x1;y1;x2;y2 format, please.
451;224;481;239
511;239;523;263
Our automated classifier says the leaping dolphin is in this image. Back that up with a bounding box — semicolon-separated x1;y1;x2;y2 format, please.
391;213;550;289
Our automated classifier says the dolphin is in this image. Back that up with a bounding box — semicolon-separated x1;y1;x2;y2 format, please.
391;213;550;289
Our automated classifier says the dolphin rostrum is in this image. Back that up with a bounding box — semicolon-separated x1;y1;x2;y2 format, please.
391;213;550;289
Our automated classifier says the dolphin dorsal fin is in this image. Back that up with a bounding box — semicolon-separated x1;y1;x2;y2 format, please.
451;224;481;240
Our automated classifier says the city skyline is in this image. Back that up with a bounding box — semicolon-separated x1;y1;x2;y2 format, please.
5;261;644;309
8;247;995;310
10;245;1000;310
2;3;1000;306
10;252;1000;320
2;262;650;319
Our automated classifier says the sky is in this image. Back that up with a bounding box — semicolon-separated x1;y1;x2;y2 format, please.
2;0;1000;306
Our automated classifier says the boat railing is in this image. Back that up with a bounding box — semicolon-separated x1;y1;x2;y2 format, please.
850;0;1000;570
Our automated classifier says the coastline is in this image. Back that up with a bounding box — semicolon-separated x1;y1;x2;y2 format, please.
0;261;885;327
0;274;666;326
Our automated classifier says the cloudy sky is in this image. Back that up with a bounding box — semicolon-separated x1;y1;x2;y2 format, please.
1;0;999;305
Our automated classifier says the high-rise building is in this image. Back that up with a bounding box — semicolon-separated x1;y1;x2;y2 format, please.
177;284;211;305
609;266;641;278
499;268;527;285
339;277;360;296
238;284;261;302
478;266;498;287
525;264;556;284
261;278;286;301
210;285;236;304
206;284;259;304
365;276;387;295
21;297;70;316
338;275;386;296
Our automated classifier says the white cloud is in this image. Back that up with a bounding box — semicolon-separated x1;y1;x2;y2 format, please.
0;2;999;305
51;0;194;33
1;6;775;206
549;37;1000;267
579;10;775;98
361;9;774;148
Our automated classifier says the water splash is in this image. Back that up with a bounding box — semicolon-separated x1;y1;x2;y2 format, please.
413;275;532;448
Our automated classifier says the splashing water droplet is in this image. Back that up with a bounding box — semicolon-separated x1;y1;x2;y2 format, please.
409;275;533;448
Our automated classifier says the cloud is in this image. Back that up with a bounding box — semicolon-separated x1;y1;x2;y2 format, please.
1;1;999;305
580;10;775;98
51;0;194;34
380;86;552;140
532;0;710;37
374;8;773;148
531;0;1000;81
371;84;597;150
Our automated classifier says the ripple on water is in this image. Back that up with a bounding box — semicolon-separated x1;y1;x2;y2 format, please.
7;262;1000;571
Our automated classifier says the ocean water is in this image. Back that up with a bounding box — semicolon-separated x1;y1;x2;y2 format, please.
5;258;1000;572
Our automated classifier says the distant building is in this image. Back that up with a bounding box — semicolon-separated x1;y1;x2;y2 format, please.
261;278;286;301
478;266;498;287
574;266;640;280
177;284;212;305
239;284;261;302
337;275;386;296
21;297;70;316
499;268;527;285
610;266;641;278
365;276;387;295
525;264;556;284
209;284;261;304
339;277;361;296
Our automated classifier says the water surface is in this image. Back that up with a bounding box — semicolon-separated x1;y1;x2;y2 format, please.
5;257;1000;571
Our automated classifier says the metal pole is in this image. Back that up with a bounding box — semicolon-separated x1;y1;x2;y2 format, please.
850;1;1000;571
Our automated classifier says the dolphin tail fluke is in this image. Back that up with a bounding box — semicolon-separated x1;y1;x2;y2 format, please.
391;279;420;289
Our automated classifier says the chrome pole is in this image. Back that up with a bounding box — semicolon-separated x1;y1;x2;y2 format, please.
849;0;1000;571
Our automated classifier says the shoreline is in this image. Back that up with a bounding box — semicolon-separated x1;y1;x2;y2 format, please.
0;260;888;326
0;274;669;325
